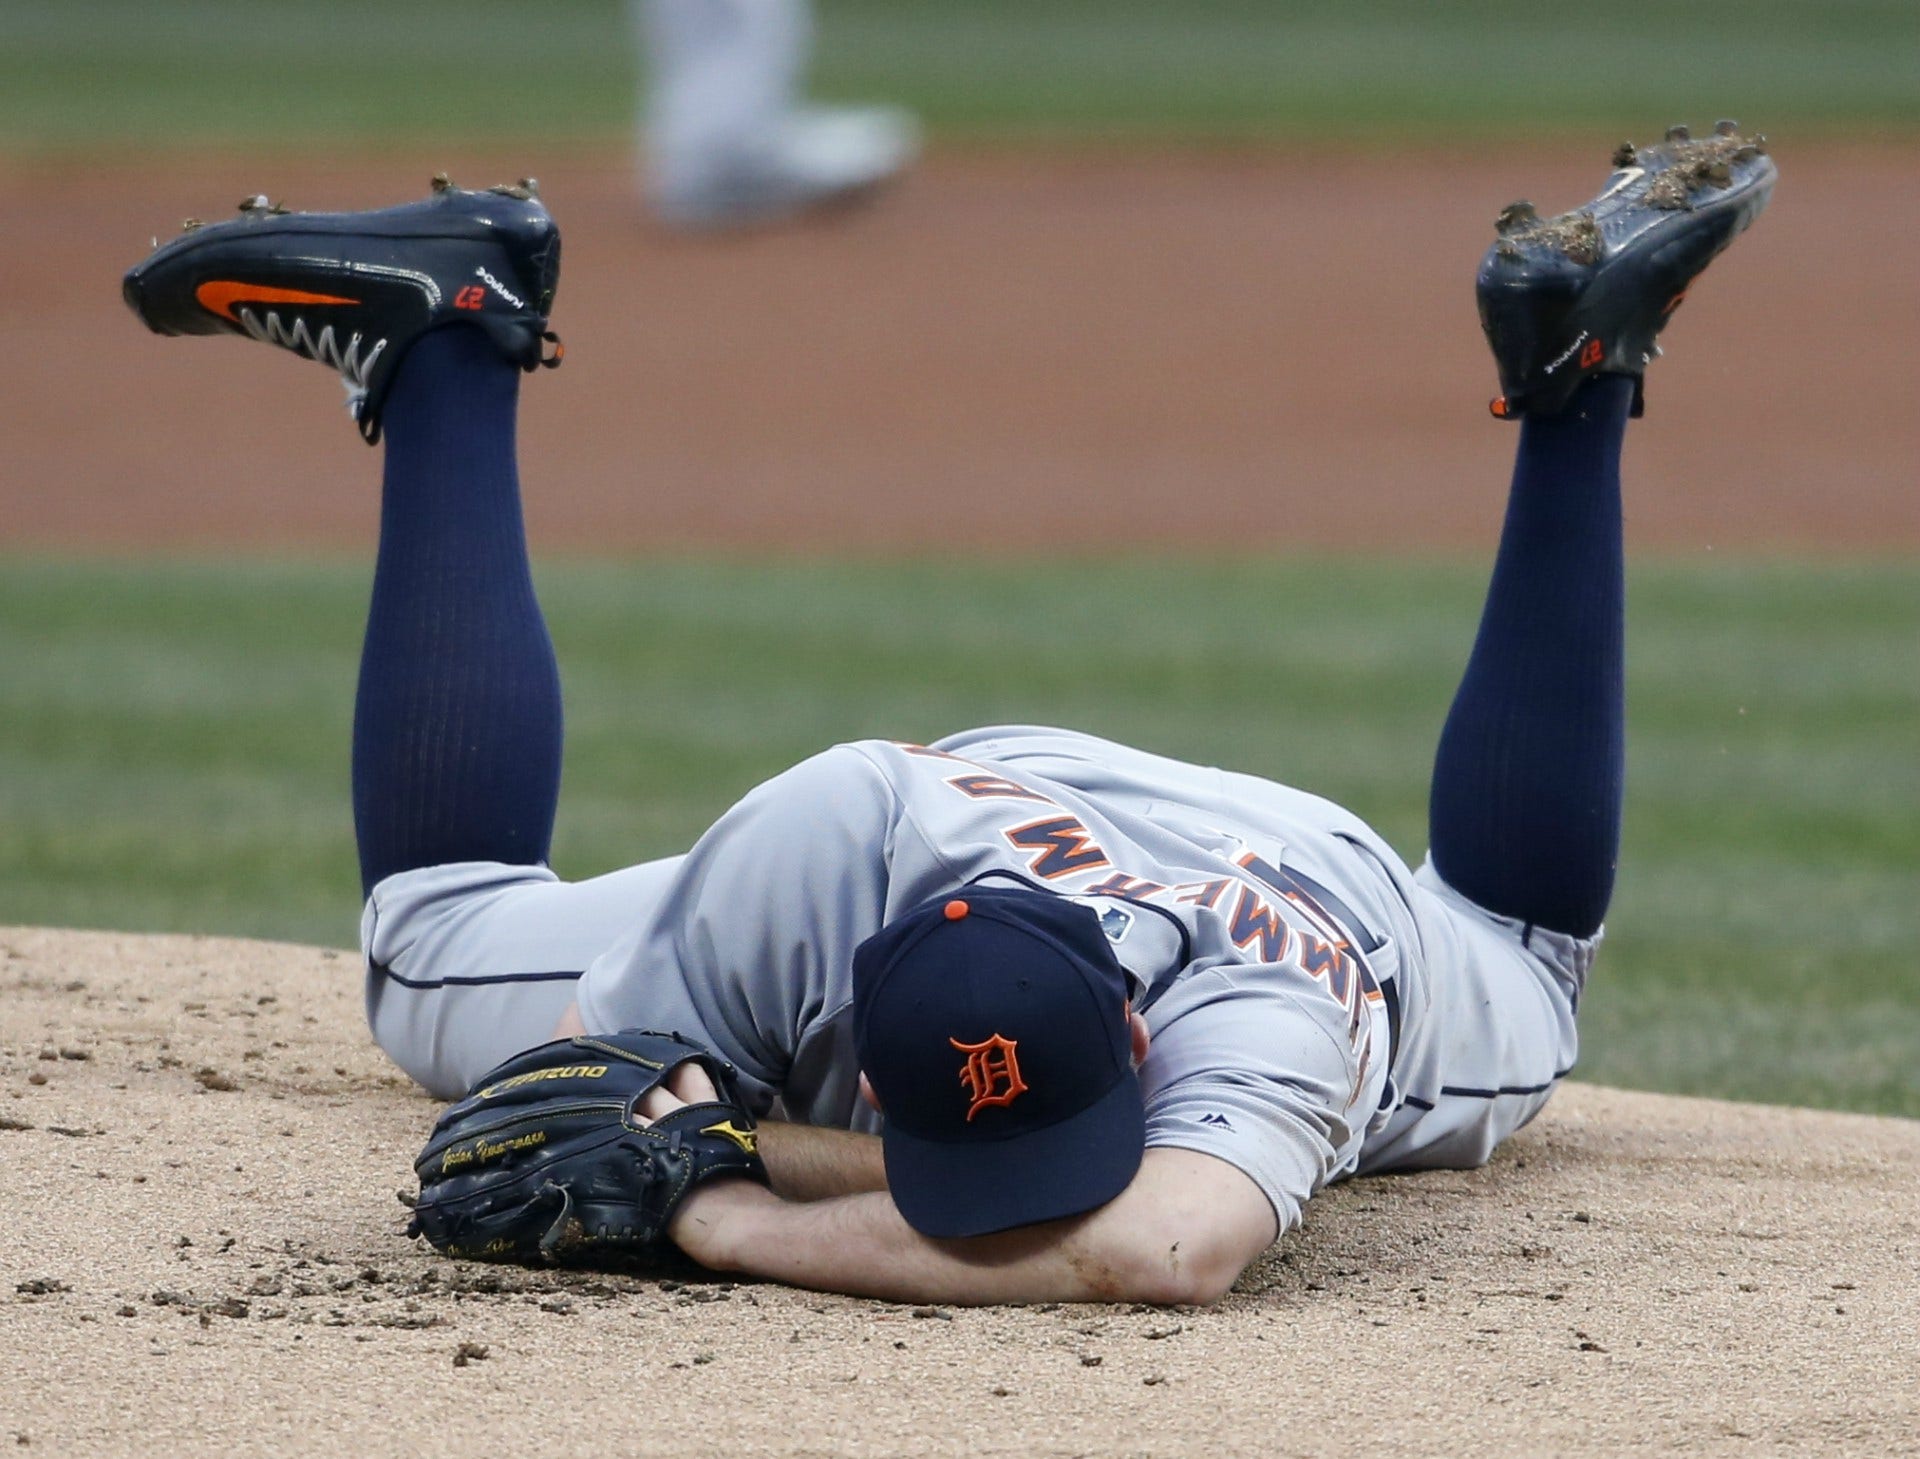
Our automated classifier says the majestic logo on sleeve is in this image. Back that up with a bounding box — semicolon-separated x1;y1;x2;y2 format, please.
950;1033;1028;1121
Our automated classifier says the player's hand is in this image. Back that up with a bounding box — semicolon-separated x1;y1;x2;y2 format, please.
633;1060;720;1122
629;1060;773;1263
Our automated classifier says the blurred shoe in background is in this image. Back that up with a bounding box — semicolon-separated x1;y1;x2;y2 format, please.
632;0;920;230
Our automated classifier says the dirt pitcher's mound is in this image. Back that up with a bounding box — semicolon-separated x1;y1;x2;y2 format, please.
3;927;1914;1457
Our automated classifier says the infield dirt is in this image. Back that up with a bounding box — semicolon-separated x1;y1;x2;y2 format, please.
4;926;1917;1458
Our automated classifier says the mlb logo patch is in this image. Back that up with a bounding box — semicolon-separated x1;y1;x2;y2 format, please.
1069;896;1135;945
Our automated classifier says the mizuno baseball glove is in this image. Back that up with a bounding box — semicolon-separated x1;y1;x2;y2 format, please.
403;1029;768;1264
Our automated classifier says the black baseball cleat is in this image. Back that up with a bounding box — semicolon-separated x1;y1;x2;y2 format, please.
1477;122;1775;421
123;176;563;444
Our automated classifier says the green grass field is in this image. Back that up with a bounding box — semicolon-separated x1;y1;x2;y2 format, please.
1;0;1914;154
2;557;1914;1116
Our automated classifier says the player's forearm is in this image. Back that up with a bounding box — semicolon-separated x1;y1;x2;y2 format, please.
678;1185;1142;1305
674;1150;1276;1306
755;1119;887;1202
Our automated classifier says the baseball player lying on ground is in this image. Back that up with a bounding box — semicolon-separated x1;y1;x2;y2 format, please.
123;124;1774;1305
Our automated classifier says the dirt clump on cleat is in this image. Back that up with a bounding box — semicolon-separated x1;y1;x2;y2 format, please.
1495;201;1603;266
1475;121;1776;420
1641;123;1768;210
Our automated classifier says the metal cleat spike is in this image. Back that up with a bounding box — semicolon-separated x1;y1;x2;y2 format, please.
430;172;454;193
1705;161;1732;186
1732;144;1762;163
1665;123;1691;142
1751;133;1768;153
1494;240;1522;261
1714;119;1739;137
181;218;203;233
1612;142;1637;168
1494;199;1539;235
487;180;538;200
238;194;272;213
520;177;539;197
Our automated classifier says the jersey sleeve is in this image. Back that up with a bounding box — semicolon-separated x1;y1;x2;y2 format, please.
573;744;900;1116
1138;966;1375;1234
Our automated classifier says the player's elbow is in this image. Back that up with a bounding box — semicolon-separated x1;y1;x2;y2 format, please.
1102;1221;1252;1307
1088;1150;1279;1305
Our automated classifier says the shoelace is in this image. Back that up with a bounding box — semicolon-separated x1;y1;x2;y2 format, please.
236;306;386;394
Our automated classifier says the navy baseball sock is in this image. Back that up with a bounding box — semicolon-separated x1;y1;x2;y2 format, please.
351;326;563;894
1427;374;1633;938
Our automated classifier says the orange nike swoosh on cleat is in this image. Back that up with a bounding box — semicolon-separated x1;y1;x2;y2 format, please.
195;281;360;323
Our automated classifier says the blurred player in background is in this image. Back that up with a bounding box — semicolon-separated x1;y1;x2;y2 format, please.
629;0;919;229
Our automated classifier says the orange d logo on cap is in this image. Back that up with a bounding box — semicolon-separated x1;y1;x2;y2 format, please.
949;1033;1027;1121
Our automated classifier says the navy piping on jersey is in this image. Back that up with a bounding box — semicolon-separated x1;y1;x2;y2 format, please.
965;868;1196;984
1377;976;1403;1063
368;958;583;992
1252;856;1387;954
1397;1067;1576;1111
1440;1071;1572;1098
1227;850;1401;1061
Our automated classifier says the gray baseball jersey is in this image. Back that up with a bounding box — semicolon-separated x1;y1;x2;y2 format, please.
364;726;1593;1234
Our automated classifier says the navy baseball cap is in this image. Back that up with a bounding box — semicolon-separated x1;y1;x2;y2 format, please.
851;886;1145;1239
